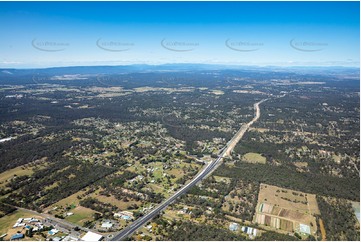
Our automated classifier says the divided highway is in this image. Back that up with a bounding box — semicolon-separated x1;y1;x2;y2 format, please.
110;99;267;241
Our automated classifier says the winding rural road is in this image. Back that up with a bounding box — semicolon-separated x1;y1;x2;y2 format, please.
110;98;268;241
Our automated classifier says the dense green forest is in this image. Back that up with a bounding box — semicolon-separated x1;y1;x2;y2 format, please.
317;196;360;241
0;202;16;218
165;221;246;241
255;231;299;241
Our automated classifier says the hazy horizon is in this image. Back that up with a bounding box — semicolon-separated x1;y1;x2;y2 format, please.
1;62;360;71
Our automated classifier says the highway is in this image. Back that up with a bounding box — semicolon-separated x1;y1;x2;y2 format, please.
110;98;267;241
224;99;267;157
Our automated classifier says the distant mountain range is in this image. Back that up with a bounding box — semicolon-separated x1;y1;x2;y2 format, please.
0;63;359;77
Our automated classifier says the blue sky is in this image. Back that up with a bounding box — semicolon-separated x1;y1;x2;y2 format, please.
0;1;359;68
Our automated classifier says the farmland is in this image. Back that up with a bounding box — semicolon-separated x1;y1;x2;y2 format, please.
254;184;319;237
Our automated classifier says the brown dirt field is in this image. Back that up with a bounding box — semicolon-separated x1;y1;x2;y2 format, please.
278;208;288;217
319;218;327;240
249;127;270;133
294;162;308;168
306;194;320;215
280;218;294;232
279;208;307;220
271;206;281;216
254;183;319;235
258;184;320;214
265;215;272;225
95;194;141;210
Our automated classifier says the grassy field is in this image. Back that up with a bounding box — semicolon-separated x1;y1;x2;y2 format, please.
213;176;231;184
0;159;49;189
125;160;146;173
0;166;35;188
210;90;224;95
94;193;141;210
133;87;194;93
242;152;266;164
294;162;308;168
65;206;95;226
163;208;191;221
166;168;185;178
146;183;168;195
150;164;164;180
46;189;86;210
249;127;270;133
